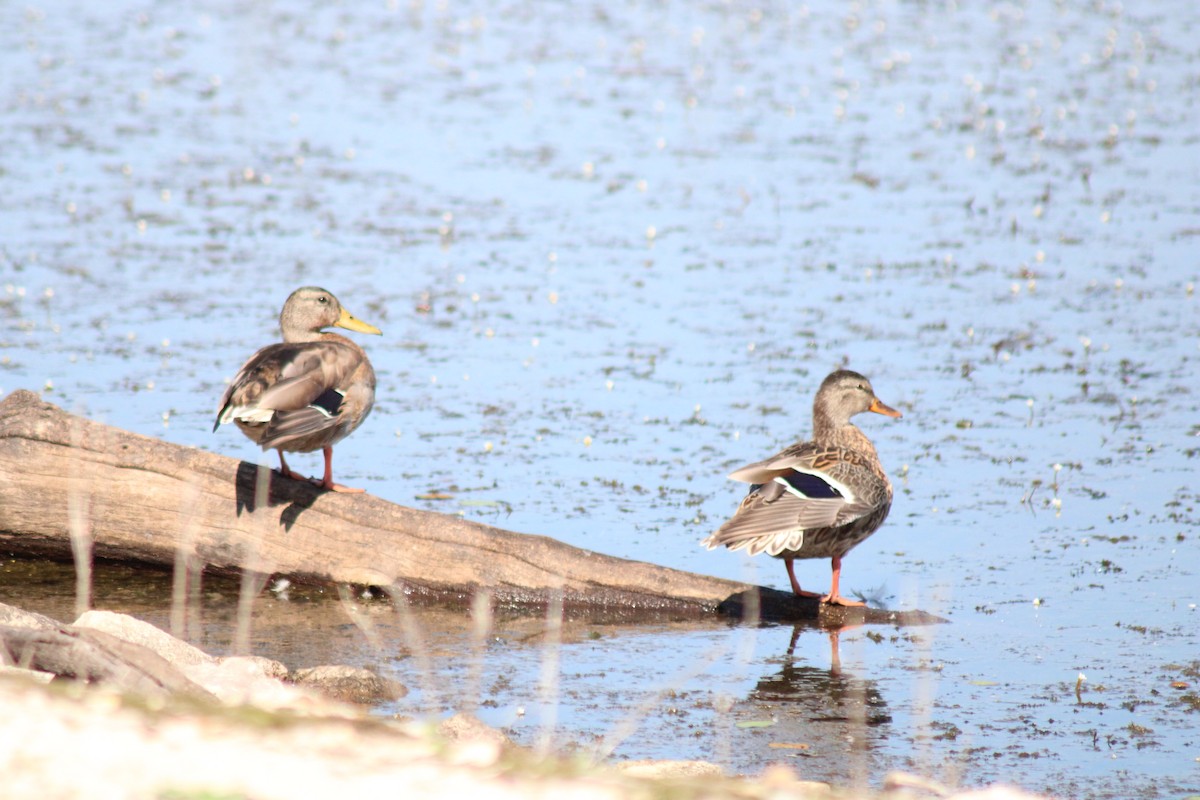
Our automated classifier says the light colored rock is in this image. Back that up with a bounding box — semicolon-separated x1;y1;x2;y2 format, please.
73;610;212;668
439;712;514;748
182;658;341;713
69;610;341;713
0;604;60;630
0;603;67;685
223;654;289;681
438;714;510;769
0;664;53;683
290;664;407;705
757;763;830;794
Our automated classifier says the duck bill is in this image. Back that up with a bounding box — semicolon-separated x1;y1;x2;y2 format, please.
869;398;902;418
336;308;382;335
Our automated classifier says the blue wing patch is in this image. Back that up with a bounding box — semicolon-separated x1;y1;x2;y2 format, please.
776;471;843;498
310;387;345;418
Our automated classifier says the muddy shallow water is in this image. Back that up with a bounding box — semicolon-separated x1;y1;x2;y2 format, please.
2;1;1199;797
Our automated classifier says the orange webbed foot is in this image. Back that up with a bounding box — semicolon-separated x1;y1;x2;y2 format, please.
820;594;867;607
309;476;365;493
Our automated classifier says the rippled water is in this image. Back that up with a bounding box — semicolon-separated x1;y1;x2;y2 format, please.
3;1;1199;797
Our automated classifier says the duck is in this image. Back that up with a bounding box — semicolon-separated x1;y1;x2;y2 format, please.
702;369;902;606
214;286;382;493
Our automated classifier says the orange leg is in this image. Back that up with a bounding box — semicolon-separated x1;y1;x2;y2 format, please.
821;555;865;607
278;449;364;493
313;445;365;493
827;628;843;674
276;451;309;483
784;557;823;599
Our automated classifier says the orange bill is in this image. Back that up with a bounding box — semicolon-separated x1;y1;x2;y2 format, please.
869;397;902;418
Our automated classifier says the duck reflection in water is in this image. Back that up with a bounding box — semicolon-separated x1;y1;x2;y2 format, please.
749;625;890;726
723;623;891;780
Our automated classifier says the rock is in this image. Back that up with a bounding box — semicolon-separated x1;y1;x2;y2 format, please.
185;657;325;711
222;654;290;681
290;664;407;705
73;610;212;668
0;604;60;630
71;610;338;713
0;604;62;685
0;620;215;700
615;760;725;780
4;605;389;716
0;664;53;683
758;763;830;794
438;712;514;748
436;714;514;768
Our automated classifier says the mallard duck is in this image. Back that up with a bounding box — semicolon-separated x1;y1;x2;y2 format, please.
702;369;902;606
214;286;382;493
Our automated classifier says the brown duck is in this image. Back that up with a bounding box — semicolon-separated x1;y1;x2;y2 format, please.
703;370;902;606
214;286;382;493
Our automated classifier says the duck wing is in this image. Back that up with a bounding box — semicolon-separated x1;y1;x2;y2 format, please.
259;360;375;449
704;444;890;555
214;340;368;440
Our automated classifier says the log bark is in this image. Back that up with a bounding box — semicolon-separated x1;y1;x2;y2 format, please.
0;390;942;626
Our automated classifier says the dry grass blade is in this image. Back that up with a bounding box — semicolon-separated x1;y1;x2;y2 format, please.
535;586;564;757
170;480;202;640
462;587;494;715
67;415;93;620
232;463;275;655
337;584;384;651
387;583;440;715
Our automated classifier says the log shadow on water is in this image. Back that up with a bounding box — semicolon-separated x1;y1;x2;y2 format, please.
717;586;947;627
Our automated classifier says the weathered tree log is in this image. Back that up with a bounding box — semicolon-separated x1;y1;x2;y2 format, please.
0;390;942;626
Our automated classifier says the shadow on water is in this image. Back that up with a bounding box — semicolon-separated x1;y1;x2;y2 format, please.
718;587;948;627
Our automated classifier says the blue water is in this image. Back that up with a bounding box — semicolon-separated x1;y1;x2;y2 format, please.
2;1;1198;796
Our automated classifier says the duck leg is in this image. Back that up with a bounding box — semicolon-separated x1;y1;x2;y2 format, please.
821;555;865;607
784;557;823;599
313;445;365;493
276;451;310;483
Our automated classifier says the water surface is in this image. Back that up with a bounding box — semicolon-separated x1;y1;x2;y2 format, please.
2;1;1198;797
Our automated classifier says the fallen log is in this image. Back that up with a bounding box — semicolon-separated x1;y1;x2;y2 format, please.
0;390;942;626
